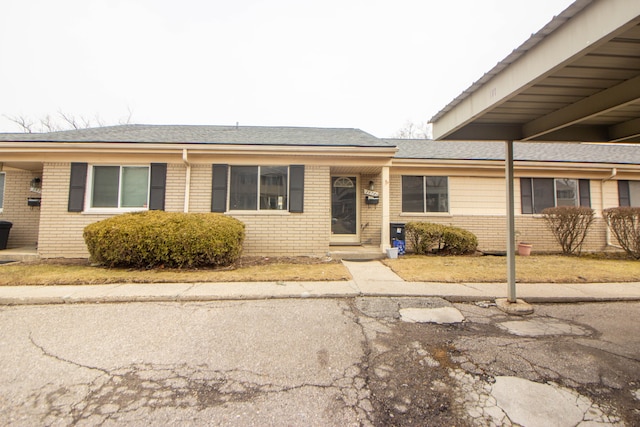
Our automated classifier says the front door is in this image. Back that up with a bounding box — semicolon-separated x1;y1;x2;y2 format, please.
331;176;359;243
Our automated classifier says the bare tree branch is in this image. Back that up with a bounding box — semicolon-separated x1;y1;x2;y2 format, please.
39;114;60;132
58;110;80;129
392;121;431;139
3;114;35;133
119;106;134;125
5;109;134;133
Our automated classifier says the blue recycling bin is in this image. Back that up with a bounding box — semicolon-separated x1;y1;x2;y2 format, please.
392;238;406;255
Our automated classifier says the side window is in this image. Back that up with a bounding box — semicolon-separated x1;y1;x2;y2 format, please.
401;176;449;213
619;180;640;207
212;164;303;213
0;172;5;212
227;166;290;211
521;178;590;214
89;165;150;210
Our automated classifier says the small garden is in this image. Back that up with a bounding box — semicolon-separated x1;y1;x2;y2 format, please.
383;206;640;283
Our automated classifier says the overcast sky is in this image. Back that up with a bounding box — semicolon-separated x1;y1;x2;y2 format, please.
1;0;575;137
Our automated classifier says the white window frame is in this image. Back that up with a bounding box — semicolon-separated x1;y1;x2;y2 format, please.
0;172;5;213
554;178;579;207
228;165;289;213
85;165;150;213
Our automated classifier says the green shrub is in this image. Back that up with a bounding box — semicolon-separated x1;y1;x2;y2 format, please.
541;206;594;255
441;226;479;255
603;207;640;259
405;222;478;255
405;222;443;254
83;211;245;268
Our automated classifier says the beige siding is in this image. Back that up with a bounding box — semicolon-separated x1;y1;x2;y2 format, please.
602;180;620;211
390;174;610;253
450;177;506;215
0;169;41;248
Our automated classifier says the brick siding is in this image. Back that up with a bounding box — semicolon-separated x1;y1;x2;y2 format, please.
0;169;41;248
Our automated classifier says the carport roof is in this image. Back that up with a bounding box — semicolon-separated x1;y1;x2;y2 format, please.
430;0;640;143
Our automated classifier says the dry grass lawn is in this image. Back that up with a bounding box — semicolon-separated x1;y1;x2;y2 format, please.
3;254;639;286
382;254;640;283
0;257;351;286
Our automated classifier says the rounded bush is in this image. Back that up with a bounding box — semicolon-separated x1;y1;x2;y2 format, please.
405;221;478;255
83;211;245;268
441;226;478;255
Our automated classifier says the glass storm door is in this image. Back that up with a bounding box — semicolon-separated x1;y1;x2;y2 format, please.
331;176;359;243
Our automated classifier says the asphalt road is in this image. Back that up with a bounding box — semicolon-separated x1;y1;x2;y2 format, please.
0;299;638;426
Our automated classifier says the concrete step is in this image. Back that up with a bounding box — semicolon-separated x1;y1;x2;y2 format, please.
0;247;39;262
329;245;385;261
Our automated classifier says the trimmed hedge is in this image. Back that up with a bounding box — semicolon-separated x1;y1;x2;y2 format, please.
83;211;245;268
405;222;478;255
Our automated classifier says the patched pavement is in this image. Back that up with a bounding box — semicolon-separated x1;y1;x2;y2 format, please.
0;296;638;425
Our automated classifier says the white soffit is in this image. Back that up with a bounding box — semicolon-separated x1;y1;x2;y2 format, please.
430;0;640;143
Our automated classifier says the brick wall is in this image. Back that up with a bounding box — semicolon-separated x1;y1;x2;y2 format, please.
227;165;331;257
0;169;41;248
37;163;332;259
389;174;610;253
35;163;619;259
38;163;111;258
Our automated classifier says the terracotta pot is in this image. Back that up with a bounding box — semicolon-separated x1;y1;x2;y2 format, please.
518;243;532;256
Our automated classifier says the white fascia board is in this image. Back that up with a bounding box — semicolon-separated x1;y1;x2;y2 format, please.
432;0;640;140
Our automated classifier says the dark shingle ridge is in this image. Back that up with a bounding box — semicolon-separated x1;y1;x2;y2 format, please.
389;139;640;165
0;124;392;147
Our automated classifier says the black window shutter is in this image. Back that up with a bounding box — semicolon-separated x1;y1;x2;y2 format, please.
520;178;533;214
149;163;167;211
211;164;228;212
289;165;305;213
68;163;88;212
618;180;631;206
579;179;591;207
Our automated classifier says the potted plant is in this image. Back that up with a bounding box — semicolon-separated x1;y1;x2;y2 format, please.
517;242;533;256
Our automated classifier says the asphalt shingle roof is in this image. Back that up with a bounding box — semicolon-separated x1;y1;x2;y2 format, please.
0;124;391;147
2;125;639;164
389;139;640;165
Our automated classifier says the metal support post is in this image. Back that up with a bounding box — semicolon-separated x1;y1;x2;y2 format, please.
506;140;516;302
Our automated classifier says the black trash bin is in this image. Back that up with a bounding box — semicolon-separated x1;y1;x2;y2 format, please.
390;223;406;255
0;221;12;250
390;223;405;243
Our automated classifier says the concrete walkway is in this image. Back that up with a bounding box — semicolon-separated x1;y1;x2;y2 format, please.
0;260;639;305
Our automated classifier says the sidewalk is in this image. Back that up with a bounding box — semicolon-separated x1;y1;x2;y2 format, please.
0;260;639;306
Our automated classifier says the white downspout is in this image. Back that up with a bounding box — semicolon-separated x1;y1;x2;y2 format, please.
183;149;191;213
380;166;391;253
602;168;621;248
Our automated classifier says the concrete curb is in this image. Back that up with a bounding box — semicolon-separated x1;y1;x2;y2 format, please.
1;260;640;306
1;285;639;306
